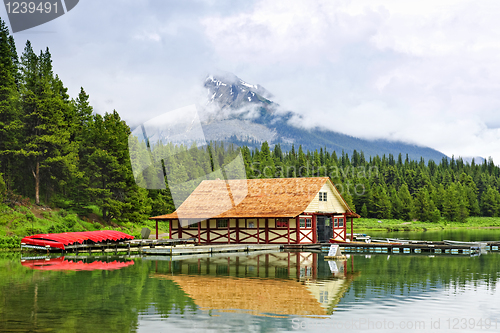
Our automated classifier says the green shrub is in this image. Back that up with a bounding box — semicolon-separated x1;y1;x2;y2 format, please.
47;223;69;234
63;214;78;228
50;195;72;209
41;211;52;219
0;236;20;249
16;206;30;214
78;220;95;230
0;174;6;203
130;231;141;239
26;212;35;222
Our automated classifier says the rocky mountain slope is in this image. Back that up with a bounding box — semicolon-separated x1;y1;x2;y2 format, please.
200;73;448;162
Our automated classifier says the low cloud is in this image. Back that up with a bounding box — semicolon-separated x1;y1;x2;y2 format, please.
201;0;500;163
7;0;500;163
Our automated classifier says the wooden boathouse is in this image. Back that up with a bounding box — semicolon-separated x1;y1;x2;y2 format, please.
150;177;359;244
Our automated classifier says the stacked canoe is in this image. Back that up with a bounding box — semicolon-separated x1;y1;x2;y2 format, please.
21;230;134;250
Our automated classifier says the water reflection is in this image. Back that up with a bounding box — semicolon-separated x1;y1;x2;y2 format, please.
21;256;135;271
152;252;358;317
369;228;500;242
1;250;499;333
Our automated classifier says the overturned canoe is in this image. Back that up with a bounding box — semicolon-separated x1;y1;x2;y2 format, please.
21;230;134;250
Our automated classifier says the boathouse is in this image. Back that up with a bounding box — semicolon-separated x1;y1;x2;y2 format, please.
150;177;359;244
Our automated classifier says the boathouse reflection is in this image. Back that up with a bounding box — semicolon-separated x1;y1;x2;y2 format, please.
153;252;359;316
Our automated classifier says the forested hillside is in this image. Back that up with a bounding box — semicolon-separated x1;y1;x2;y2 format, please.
238;143;500;222
0;19;165;222
1;17;500;227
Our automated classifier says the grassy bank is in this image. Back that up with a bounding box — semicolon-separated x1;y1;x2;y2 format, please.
348;217;500;233
0;203;169;249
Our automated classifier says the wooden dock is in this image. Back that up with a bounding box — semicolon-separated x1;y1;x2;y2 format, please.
284;241;500;255
142;244;281;256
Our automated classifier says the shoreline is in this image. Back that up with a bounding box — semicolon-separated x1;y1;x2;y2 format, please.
351;225;500;232
347;217;500;233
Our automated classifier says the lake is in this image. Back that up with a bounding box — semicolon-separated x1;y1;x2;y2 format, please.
1;230;499;332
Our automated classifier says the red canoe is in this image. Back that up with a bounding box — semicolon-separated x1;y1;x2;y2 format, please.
21;230;134;250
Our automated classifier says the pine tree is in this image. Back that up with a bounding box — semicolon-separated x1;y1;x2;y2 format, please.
370;184;392;219
18;44;71;204
360;203;368;218
86;111;151;222
413;187;431;221
0;19;21;188
480;187;499;217
442;183;461;221
297;145;308;177
398;183;414;221
390;187;404;219
259;141;275;178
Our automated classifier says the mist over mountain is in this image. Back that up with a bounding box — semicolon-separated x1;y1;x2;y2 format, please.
199;73;448;163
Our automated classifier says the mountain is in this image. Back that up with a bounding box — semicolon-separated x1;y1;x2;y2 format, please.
200;73;448;163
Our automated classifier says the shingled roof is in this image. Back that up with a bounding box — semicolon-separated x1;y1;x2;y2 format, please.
151;177;357;220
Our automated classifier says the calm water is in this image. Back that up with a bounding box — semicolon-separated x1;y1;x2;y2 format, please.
1;231;499;333
368;228;500;242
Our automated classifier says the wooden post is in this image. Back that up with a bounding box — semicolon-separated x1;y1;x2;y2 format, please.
236;219;240;243
156;220;158;239
350;217;354;241
198;221;201;244
312;214;317;243
296;216;300;244
287;218;290;244
265;218;269;244
178;220;182;239
169;220;172;239
257;219;260;244
227;219;230;244
343;213;347;241
207;219;210;244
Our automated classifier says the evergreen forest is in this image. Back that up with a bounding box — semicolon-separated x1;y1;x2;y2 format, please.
2;18;500;227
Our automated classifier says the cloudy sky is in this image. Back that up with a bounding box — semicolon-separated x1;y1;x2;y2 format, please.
2;0;500;163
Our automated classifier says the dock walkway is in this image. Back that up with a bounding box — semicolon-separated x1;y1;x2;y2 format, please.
142;244;281;255
284;241;500;255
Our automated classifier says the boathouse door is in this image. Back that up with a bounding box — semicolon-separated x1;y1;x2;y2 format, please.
316;216;333;243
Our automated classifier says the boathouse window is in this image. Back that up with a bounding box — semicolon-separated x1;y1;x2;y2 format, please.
217;219;228;228
300;217;312;228
319;192;327;201
339;218;344;227
276;218;288;228
334;217;344;228
248;221;255;228
334;218;338;227
188;222;198;229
